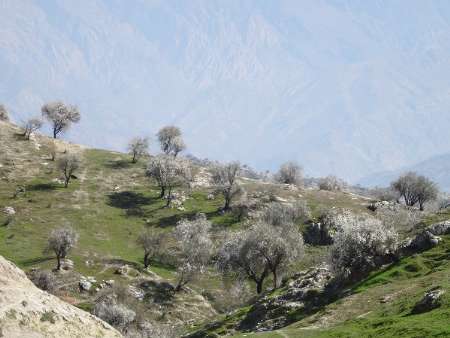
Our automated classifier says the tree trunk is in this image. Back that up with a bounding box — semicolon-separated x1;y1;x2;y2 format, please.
272;270;278;289
419;202;424;211
144;253;150;268
256;279;264;294
56;255;61;271
160;186;165;199
53;128;57;139
64;177;69;188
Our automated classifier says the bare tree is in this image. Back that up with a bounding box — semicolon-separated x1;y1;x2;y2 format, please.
127;137;149;163
173;214;213;291
318;175;344;191
58;154;80;188
45;226;78;270
391;172;439;210
136;229;165;268
41;101;81;138
416;176;439;211
146;155;191;206
211;162;241;211
217;221;303;293
0;104;9;121
22;118;43;140
276;161;303;186
157;126;186;157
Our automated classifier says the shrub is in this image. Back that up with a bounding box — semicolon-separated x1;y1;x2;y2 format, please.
276;161;303;186
30;270;56;292
93;301;136;330
259;200;310;226
318;175;345;191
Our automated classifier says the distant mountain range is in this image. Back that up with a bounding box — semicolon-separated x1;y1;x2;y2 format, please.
1;0;450;183
358;152;450;192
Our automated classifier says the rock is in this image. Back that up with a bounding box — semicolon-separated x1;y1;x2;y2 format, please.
128;285;145;301
79;279;92;292
398;231;441;256
207;193;215;200
3;206;16;216
61;259;74;271
115;265;129;276
427;221;450;236
105;280;115;287
411;289;444;314
87;276;97;283
0;255;121;337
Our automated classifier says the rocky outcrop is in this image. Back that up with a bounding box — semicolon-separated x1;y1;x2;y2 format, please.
238;266;333;332
411;289;445;314
0;255;122;338
398;221;450;256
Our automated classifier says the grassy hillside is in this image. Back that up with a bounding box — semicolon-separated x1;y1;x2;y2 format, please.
0;121;372;332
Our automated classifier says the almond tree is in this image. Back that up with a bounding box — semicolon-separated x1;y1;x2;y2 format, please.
58;154;80;188
173;214;213;291
46;226;78;270
146;155;190;206
22;118;43;140
128;137;149;163
211;162;241;211
157;126;186;157
136;229;165;268
41;101;81;138
276;161;303;186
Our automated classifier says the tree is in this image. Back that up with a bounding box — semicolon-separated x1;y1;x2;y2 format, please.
318;175;344;191
157;126;186;157
41;101;81;138
58;154;80;188
22;118;43;140
0;104;9;121
46;226;78;270
259;201;310;226
127;137;149;163
217;222;304;293
173;214;213;291
276;161;303;185
416;176;439;211
136;229;165;268
391;172;438;210
211;162;241;211
146;155;191;206
329;216;398;282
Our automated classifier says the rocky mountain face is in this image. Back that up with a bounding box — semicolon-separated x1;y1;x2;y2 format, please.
1;0;450;182
0;255;121;338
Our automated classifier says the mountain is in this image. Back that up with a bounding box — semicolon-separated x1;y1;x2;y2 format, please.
1;0;450;181
358;152;450;192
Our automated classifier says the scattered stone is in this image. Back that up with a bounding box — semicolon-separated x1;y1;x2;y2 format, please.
79;279;92;292
61;259;74;271
86;276;97;283
207;193;215;200
115;265;129;276
399;231;441;256
128;285;145;301
427;221;450;236
411;289;444;314
3;206;16;216
105;280;115;287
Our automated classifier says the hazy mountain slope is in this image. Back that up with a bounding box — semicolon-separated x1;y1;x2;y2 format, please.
1;0;450;181
358;152;450;192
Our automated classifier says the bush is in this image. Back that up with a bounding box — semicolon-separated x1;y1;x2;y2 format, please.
260;200;310;226
30;270;56;293
93;301;136;330
329;215;398;282
276;161;303;186
318;175;345;191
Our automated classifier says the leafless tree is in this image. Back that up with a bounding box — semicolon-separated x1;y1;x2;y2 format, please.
45;226;78;270
173;214;213;291
211;162;241;211
217;221;303;293
318;175;344;191
0;104;9;121
22;118;43;140
58;154;80;188
128;137;149;163
41;101;81;138
157;126;186;157
391;172;438;210
276;161;303;186
146;155;191;206
136;229;165;268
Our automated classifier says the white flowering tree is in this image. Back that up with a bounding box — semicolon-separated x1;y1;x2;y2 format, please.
173;214;213;291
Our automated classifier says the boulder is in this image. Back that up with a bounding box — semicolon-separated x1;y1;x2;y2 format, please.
79;279;92;292
427;221;450;236
398;231;441;256
411;289;444;314
61;259;74;271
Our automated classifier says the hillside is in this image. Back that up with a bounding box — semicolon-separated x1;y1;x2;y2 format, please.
0;254;121;338
0;120;372;335
2;1;450;181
